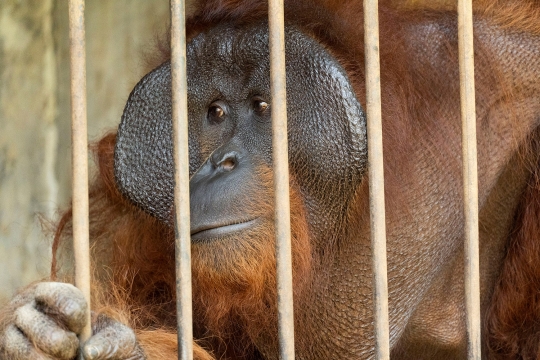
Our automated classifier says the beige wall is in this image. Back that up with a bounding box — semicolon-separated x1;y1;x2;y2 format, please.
0;0;169;301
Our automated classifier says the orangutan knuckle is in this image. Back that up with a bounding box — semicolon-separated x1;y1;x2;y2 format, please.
34;282;88;332
117;324;137;344
107;324;138;352
12;302;79;359
13;303;35;331
35;282;86;310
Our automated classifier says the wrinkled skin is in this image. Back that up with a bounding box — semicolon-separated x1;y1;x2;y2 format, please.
1;1;540;359
0;283;145;360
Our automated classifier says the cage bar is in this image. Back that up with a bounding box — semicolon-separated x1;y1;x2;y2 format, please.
68;0;92;344
457;0;481;358
170;1;194;359
363;0;391;359
268;0;296;358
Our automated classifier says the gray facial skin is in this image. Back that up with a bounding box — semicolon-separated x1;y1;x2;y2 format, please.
114;23;367;238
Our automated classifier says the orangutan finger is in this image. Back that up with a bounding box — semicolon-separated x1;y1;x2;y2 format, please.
34;282;88;333
0;325;54;360
14;303;79;360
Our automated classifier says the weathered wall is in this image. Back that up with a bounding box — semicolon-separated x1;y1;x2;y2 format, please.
0;0;169;302
0;0;58;302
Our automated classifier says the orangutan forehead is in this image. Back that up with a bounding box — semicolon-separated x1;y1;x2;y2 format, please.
187;23;270;70
185;23;328;83
186;26;272;100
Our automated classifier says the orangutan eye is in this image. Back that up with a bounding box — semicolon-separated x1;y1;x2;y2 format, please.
253;98;269;113
208;103;225;122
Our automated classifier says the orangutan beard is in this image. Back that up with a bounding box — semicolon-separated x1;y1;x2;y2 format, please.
190;178;312;358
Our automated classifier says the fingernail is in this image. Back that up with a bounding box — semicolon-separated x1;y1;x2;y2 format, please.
84;345;100;359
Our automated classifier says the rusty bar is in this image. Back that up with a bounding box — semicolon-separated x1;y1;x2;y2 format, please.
170;0;193;359
363;0;390;358
458;0;481;358
68;0;92;345
268;0;295;358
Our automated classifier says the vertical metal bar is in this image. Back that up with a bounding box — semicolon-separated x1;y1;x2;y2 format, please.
268;0;295;358
170;1;193;359
363;1;390;359
68;0;92;345
458;0;481;358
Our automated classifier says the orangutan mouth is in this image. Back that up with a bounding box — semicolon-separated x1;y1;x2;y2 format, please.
190;219;259;241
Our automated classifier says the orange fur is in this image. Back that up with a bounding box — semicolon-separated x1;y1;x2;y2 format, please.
486;134;540;359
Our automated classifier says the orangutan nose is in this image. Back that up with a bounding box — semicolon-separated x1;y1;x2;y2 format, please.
210;148;240;172
210;151;239;171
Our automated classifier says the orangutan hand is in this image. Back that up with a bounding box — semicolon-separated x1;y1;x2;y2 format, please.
0;282;86;359
82;314;146;360
0;282;145;360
